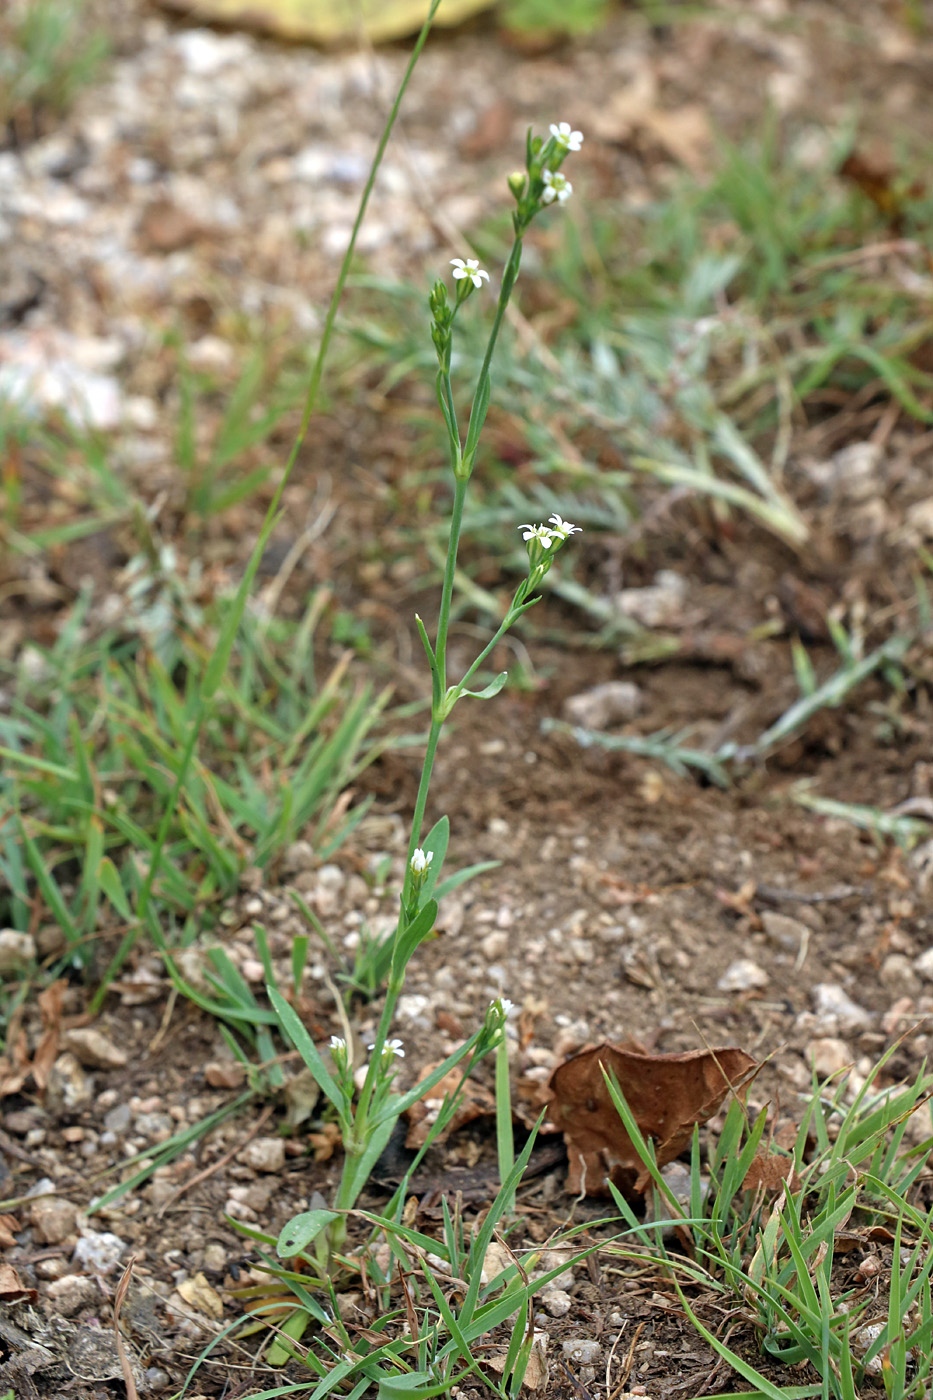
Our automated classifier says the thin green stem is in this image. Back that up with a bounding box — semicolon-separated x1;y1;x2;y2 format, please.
452;599;527;700
495;1032;515;1217
463;237;524;466
433;475;469;699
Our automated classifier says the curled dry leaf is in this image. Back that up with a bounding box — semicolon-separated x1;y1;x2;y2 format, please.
0;978;65;1099
547;1041;757;1196
485;1329;549;1392
404;1062;496;1150
742;1148;800;1194
0;1262;37;1303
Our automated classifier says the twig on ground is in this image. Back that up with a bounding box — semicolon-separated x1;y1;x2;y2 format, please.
156;1104;274;1219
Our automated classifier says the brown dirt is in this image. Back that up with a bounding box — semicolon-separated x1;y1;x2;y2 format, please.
3;0;933;1395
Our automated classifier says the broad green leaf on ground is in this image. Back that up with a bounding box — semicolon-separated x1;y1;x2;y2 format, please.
157;0;493;44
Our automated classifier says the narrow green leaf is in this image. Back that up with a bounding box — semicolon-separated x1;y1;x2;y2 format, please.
277;1210;339;1259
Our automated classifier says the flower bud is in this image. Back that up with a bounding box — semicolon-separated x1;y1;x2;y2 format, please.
507;171;527;201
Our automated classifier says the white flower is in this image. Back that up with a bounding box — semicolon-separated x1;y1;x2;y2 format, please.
518;523;555;548
549;122;583;152
369;1038;405;1059
541;169;572;205
547;513;581;540
450;258;490;290
410;847;434;875
493;997;514;1017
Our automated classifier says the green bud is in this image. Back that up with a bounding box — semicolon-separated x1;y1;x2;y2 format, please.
507;171;526;201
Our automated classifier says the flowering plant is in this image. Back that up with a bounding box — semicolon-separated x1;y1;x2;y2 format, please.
270;116;584;1268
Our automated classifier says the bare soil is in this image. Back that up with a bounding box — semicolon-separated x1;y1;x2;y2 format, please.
3;1;933;1395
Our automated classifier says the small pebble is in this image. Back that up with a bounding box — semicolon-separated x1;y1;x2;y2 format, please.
717;959;769;992
46;1273;98;1315
73;1229;126;1275
238;1137;285;1173
30;1196;79;1245
913;946;933;980
46;1053;92;1112
760;910;809;951
62;1027;128;1070
806;1038;852;1077
543;1288;572;1317
562;681;643;730
0;929;36;973
613;570;687;628
562;1338;601;1366
880;954;920;997
812;982;872;1031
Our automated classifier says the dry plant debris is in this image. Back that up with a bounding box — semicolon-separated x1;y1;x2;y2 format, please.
547;1041;757;1195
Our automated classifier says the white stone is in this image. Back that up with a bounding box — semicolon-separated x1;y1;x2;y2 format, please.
238;1137;285;1173
913;946;933;980
812;983;872;1031
543;1288;572;1317
562;681;643;730
396;994;431;1023
613;570;688;628
62;1028;128;1070
717;959;769;992
562;1338;601;1365
73;1229;126;1275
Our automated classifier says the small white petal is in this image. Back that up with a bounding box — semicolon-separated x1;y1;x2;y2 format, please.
542;170;572;205
518;523;554;547
547;513;581;539
329;1035;346;1051
549;121;583;152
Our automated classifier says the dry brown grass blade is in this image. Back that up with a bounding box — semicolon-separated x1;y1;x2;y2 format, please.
113;1253;139;1400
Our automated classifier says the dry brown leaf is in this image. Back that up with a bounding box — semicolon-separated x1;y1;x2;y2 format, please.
33;978;66;1092
547;1041;757;1195
404;1062;496;1149
0;1215;20;1251
742;1149;799;1193
0;1262;37;1302
485;1329;549;1391
308;1121;342;1162
592;69;711;174
177;1271;224;1319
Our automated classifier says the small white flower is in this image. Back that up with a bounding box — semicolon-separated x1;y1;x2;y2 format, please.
547;513;582;540
450;257;490;290
329;1035;347;1052
541;169;572;205
369;1039;405;1059
549;122;583;152
518;523;555;547
493;997;515;1017
410;847;434;875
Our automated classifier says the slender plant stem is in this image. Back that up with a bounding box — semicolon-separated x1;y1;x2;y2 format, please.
463;237;524;463
495;1032;515;1216
94;0;445;1013
432;475;469;702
